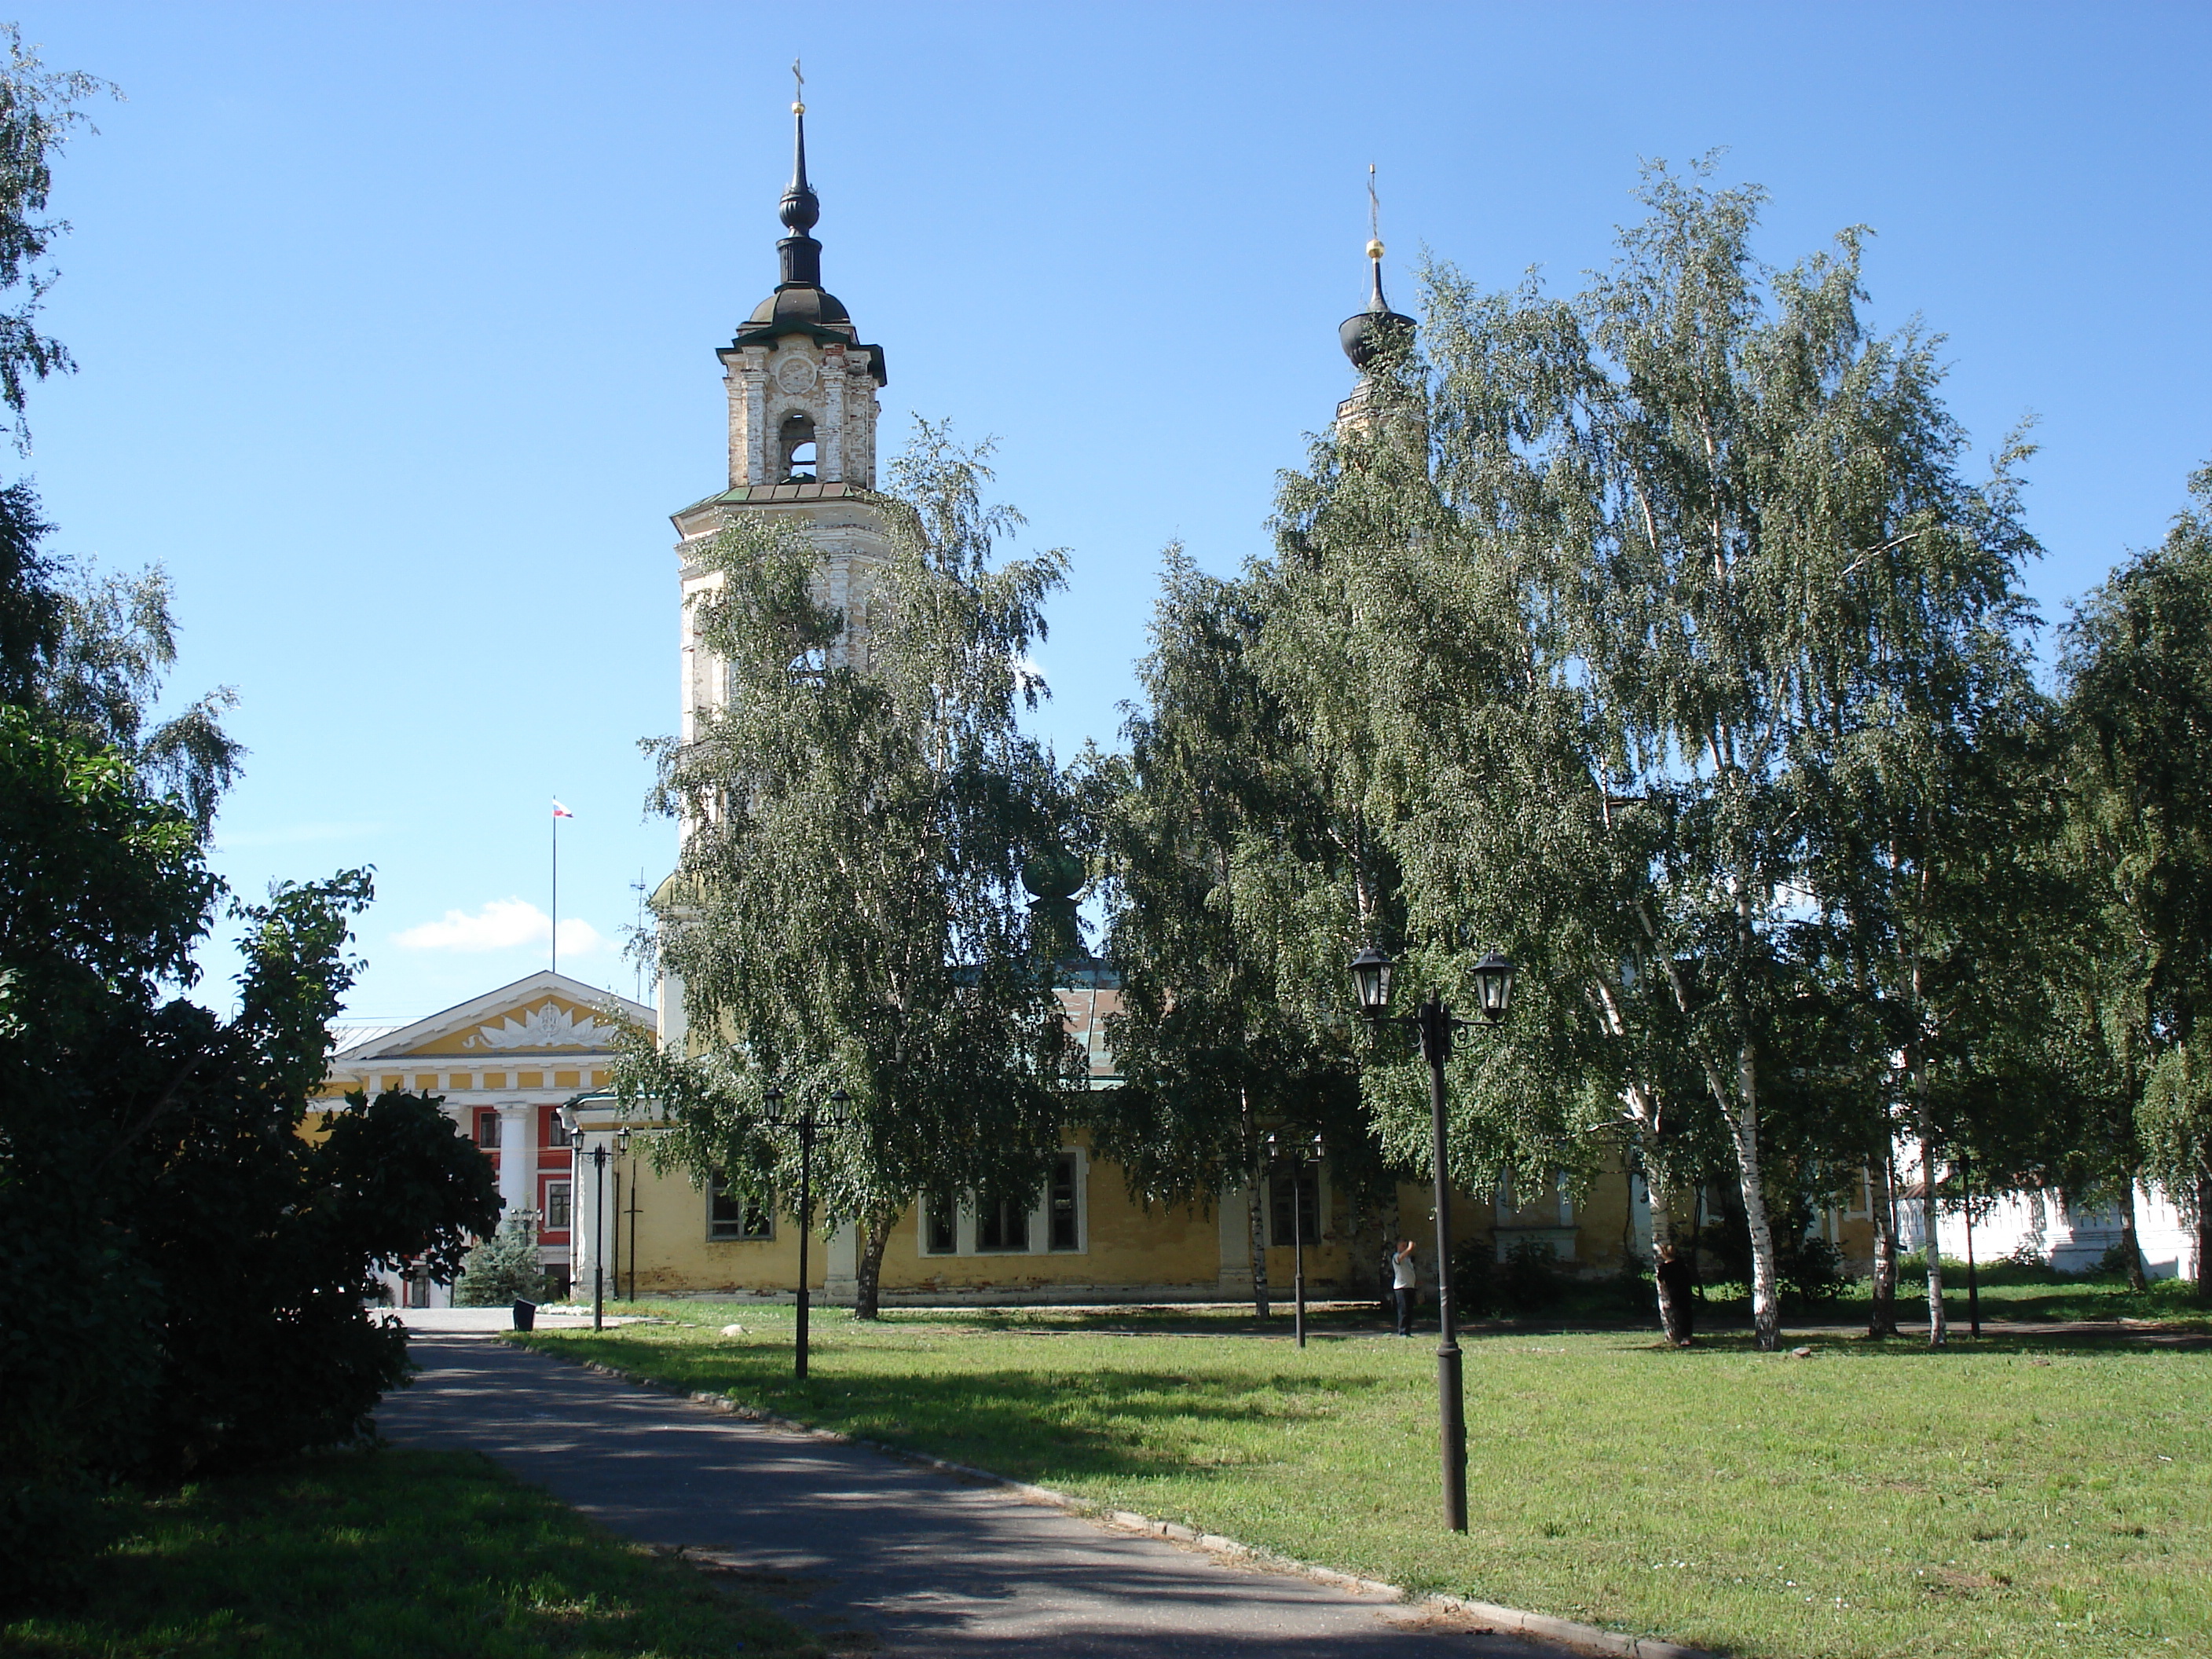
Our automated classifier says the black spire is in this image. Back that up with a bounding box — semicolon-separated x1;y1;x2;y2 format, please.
729;66;886;386
1340;164;1414;370
776;60;822;287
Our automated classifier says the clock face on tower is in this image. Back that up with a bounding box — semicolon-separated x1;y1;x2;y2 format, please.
775;354;819;394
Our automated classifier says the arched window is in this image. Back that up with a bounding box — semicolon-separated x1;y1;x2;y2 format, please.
779;413;817;480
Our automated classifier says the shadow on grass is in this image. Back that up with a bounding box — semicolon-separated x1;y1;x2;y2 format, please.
3;1447;816;1658
526;1331;1404;1484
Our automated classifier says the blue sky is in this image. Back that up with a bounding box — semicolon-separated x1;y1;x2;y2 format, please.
13;2;2209;1021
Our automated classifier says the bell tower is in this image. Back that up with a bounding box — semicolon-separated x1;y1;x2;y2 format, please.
671;77;895;749
715;86;886;491
1334;167;1418;448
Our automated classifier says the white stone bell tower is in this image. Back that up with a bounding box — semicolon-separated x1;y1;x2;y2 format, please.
670;83;894;756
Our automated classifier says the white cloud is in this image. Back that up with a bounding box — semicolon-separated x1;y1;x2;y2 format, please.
394;898;607;955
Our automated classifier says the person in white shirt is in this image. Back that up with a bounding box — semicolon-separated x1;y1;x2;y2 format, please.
1392;1239;1418;1336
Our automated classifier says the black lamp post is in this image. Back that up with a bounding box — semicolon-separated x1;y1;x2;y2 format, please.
1348;941;1516;1534
1263;1130;1326;1349
558;1101;629;1331
758;1086;851;1381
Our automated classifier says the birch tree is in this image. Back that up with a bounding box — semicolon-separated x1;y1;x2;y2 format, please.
2058;463;2212;1298
1094;549;1381;1316
629;427;1083;1317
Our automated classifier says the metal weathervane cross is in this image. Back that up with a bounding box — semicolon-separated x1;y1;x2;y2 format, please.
792;57;804;109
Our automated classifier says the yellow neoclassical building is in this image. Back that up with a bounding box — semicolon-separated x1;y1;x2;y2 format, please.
324;967;1672;1309
318;972;654;1307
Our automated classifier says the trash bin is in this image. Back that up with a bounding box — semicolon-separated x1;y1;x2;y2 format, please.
512;1298;537;1331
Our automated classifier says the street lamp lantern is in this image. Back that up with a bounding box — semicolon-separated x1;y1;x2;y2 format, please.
1349;944;1395;1014
757;1084;852;1382
1345;939;1519;1535
1263;1129;1327;1349
560;1090;622;1332
1471;950;1516;1024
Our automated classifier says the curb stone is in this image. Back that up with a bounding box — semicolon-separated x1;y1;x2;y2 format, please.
509;1338;1720;1659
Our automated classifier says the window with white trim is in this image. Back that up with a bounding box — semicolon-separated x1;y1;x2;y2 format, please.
976;1191;1030;1252
1048;1152;1081;1251
544;1181;573;1232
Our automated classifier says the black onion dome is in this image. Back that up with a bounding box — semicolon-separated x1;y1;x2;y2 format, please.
1020;848;1086;902
728;92;887;383
744;284;853;335
1340;250;1414;369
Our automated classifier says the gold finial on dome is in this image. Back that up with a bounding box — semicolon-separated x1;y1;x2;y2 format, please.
1366;237;1385;262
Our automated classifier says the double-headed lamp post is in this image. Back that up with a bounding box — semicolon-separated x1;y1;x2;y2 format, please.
1348;942;1516;1535
758;1086;851;1381
1262;1130;1325;1349
558;1097;630;1332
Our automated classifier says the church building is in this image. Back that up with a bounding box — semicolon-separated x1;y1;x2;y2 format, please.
550;94;1661;1307
323;93;2183;1311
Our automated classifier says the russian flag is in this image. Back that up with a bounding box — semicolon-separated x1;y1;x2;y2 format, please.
551;799;574;819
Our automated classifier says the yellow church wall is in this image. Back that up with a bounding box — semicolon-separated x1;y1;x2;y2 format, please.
1572;1152;1643;1269
603;1149;826;1297
872;1160;1225;1298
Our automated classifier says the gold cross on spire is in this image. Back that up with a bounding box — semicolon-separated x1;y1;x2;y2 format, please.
792;57;804;115
1367;163;1384;262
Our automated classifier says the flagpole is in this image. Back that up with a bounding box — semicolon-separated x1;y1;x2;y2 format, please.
551;802;558;976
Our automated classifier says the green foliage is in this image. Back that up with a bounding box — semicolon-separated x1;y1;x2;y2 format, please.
632;423;1083;1311
2056;465;2212;1280
1184;158;2049;1351
456;1214;550;1307
0;38;499;1600
1094;548;1387;1227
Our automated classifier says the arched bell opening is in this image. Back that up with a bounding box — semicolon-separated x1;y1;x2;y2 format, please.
779;412;818;482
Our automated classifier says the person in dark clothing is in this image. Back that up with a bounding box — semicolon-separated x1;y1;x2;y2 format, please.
1655;1243;1696;1346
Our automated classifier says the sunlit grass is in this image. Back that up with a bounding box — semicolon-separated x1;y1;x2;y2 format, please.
525;1300;2212;1659
2;1447;819;1658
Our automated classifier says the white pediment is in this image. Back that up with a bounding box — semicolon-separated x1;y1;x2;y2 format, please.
467;1002;610;1051
329;970;652;1062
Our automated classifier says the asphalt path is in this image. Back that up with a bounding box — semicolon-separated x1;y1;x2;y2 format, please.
379;1333;1563;1657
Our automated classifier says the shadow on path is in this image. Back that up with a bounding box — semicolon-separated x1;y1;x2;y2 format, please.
380;1335;1558;1657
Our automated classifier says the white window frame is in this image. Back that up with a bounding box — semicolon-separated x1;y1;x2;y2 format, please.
917;1149;1088;1258
543;1179;573;1232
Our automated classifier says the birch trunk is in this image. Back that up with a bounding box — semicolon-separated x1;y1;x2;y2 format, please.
2115;1176;2148;1291
1867;1156;1899;1339
1646;1155;1686;1343
1726;1038;1782;1350
853;1211;894;1320
1921;1130;1947;1346
1242;1087;1269;1318
1248;1177;1271;1319
2195;1174;2212;1305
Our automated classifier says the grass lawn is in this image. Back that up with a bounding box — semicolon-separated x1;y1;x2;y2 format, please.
521;1299;2210;1659
1;1447;820;1659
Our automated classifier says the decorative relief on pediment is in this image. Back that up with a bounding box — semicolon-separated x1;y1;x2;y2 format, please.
461;1002;610;1052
